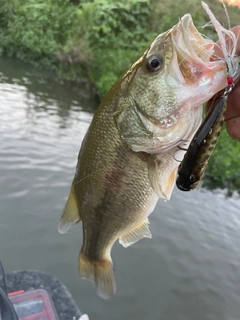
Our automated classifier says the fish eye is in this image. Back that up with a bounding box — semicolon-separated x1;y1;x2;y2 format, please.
189;174;197;184
146;55;163;72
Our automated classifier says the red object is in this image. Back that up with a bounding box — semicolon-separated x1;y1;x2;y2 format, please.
9;288;58;320
227;76;233;85
8;290;25;297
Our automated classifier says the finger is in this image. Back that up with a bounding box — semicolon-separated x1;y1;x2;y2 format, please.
226;116;240;139
224;83;240;121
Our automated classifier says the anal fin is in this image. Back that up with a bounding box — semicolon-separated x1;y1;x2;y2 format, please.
58;184;81;234
119;219;152;248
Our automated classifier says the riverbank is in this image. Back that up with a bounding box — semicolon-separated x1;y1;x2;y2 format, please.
1;0;240;97
0;0;154;97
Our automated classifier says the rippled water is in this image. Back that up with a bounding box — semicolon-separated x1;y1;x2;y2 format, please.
1;58;240;320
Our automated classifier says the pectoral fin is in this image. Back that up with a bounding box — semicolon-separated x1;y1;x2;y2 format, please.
119;219;152;248
58;184;81;234
148;153;178;200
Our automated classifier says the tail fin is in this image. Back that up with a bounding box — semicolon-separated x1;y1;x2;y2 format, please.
79;252;116;299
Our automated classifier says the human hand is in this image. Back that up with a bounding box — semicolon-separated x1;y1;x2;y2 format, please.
206;26;240;140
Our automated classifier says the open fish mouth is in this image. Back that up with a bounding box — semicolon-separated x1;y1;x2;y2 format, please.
169;14;226;86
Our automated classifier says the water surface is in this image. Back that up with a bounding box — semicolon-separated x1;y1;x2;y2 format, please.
1;58;240;320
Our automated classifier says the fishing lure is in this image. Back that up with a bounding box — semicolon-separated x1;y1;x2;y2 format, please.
176;64;236;191
176;92;228;191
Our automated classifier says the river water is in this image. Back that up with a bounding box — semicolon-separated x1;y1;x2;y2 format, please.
1;58;240;320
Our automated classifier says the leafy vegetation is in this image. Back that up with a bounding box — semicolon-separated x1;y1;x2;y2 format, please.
86;0;155;94
0;0;155;93
203;127;240;196
0;0;240;195
1;0;240;93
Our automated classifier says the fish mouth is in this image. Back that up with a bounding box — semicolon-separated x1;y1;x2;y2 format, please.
169;14;226;85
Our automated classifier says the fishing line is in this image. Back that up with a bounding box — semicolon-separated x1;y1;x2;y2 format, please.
173;151;184;163
176;145;187;151
24;207;57;218
173;139;190;162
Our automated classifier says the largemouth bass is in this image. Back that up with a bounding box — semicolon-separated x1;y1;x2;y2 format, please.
58;12;231;299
